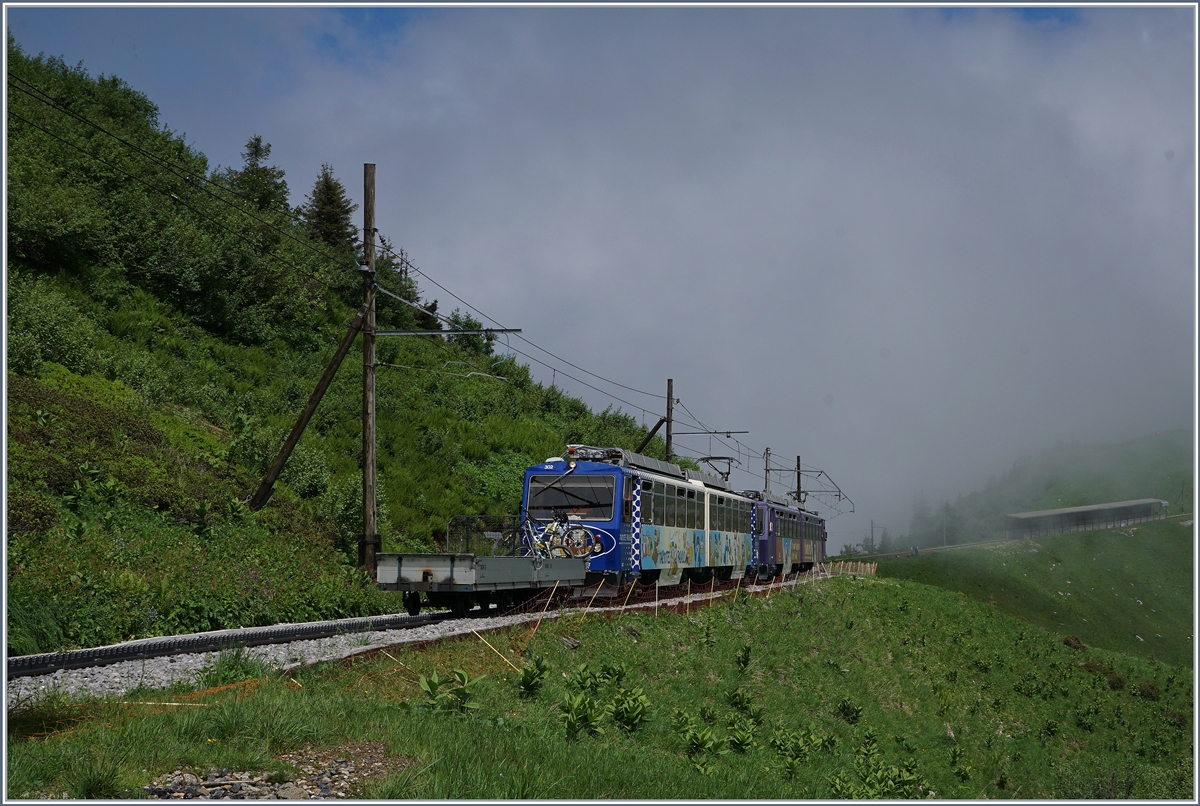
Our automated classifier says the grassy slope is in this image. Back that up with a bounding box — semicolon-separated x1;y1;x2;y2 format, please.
6;41;677;652
901;430;1194;548
877;519;1194;668
7;576;1193;800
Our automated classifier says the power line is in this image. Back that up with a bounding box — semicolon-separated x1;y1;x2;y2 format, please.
8;73;361;275
375;242;665;401
7;108;336;305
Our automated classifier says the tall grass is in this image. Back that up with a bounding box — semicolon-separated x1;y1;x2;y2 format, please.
8;575;1192;799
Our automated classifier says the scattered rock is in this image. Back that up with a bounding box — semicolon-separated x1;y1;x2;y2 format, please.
560;636;581;650
142;741;411;799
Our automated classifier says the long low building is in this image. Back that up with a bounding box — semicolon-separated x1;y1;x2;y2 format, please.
1005;499;1169;539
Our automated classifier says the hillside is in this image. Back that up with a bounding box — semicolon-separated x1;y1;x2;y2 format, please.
7;575;1193;799
5;38;672;653
896;430;1193;550
878;519;1194;668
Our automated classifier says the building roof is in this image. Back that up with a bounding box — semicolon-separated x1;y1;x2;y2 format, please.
1007;499;1168;520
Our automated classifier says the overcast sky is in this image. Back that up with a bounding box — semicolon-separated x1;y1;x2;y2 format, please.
7;6;1195;547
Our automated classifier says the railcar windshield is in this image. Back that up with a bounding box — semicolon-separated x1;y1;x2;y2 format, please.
527;474;617;520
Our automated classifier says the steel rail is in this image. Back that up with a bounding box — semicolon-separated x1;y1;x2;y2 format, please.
7;612;450;679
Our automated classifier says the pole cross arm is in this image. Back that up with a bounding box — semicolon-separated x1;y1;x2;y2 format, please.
672;430;749;436
374;328;522;337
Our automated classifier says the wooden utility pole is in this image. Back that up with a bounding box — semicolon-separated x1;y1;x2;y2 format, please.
763;446;771;494
796;455;802;503
361;164;378;576
665;378;674;463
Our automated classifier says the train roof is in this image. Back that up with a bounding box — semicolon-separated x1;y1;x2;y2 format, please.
562;446;822;519
565;445;732;490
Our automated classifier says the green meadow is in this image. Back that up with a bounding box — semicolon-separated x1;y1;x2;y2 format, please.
878;519;1194;668
8;575;1192;799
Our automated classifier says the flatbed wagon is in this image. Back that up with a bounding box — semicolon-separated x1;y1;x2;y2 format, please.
377;553;588;616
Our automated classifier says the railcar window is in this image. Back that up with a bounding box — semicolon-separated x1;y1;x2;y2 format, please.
686;490;696;529
654;482;665;527
528;474;616;520
641;480;654;524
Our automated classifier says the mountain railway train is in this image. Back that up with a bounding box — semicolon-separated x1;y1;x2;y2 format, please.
378;445;828;615
528;445;827;585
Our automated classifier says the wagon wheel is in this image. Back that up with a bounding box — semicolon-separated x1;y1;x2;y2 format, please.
403;591;422;617
451;595;473;618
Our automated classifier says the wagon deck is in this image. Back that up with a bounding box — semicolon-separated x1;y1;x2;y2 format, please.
377;553;588;593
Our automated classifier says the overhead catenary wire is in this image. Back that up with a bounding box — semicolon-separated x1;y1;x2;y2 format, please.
376;243;665;401
375;362;508;382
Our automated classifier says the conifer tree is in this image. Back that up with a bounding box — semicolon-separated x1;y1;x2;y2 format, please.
235;135;289;214
299;163;359;251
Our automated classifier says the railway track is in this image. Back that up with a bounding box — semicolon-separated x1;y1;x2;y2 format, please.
8;565;852;687
7;611;450;680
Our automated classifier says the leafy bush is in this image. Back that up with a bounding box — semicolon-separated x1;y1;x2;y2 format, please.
682;724;728;759
560;691;606;740
609;687;651;733
598;661;629;686
728;721;756;753
836;696;863;725
416;669;487;714
515;656;548;699
6;271;101;377
735;643;752;671
567;663;603;692
726;686;753;713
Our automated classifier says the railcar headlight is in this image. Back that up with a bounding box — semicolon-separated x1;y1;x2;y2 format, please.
568;460;577;469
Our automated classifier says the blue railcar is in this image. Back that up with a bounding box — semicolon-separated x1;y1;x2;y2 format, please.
520;445;827;586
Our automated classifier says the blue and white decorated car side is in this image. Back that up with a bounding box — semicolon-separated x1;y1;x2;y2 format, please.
521;445;827;586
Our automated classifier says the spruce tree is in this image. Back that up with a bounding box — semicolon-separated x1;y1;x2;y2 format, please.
299;164;359;251
235;135;289;214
